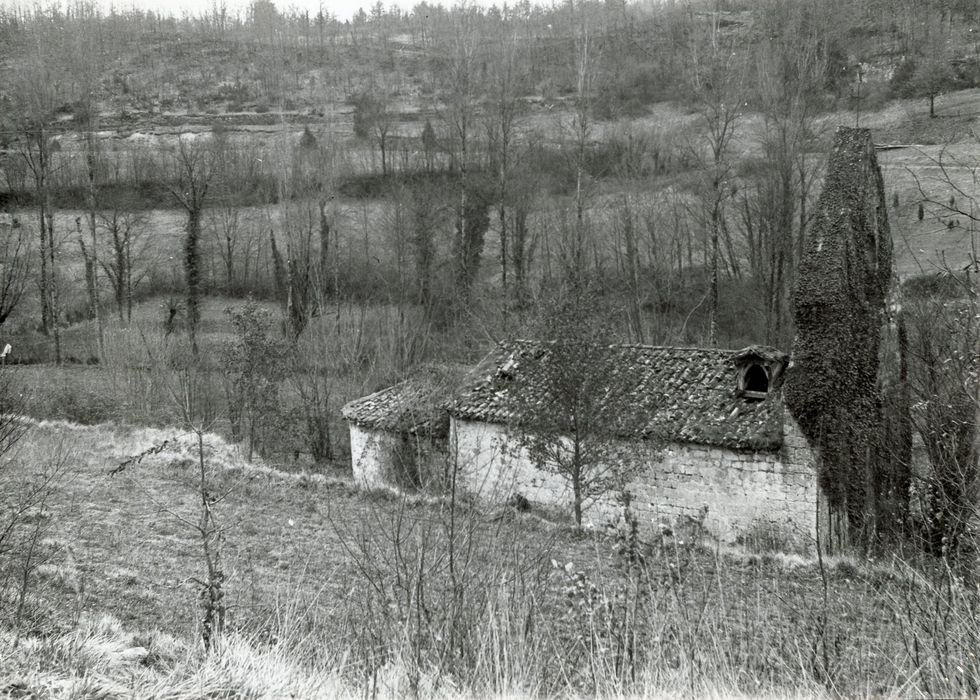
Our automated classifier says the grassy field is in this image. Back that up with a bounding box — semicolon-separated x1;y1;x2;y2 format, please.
1;417;978;698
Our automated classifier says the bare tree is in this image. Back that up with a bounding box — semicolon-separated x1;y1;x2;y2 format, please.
439;9;490;312
353;90;395;176
896;10;958;119
507;285;644;527
206;205;259;296
76;217;98;322
483;30;528;303
610;129;653;344
559;18;600;287
0;215;32;329
72;23;109;361
98;210;149;322
420;118;438;173
901;276;978;557
270;207;320;341
83;130;105;360
507;161;540;310
2;15;82;363
739;9;826;348
3;90;62;362
687;17;745;347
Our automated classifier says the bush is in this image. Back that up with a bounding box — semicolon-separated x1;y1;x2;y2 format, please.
36;379;118;425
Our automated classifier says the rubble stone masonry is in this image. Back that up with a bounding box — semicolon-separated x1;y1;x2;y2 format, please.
451;412;818;548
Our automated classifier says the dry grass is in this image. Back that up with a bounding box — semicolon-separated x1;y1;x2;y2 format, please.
0;613;829;700
1;418;975;698
877;144;980;278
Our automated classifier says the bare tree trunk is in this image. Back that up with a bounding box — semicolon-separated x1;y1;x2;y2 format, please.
380;132;387;176
499;199;508;301
29;128;58;363
568;23;593;289
125;230;133;323
621;195;645;344
318;200;331;299
512;207;528;307
572;438;583;528
114;222;127;322
224;233;235;293
710;200;720;347
86;131;105;361
77;219;97;320
37;206;50;336
46;213;62;365
185;208;202;354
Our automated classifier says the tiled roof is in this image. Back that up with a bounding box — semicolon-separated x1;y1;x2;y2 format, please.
448;341;788;452
341;365;467;438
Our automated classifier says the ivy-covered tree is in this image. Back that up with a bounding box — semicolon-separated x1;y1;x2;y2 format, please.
785;127;893;550
170;136;218;354
451;176;493;311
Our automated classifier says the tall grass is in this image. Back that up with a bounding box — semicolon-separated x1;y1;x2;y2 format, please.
2;419;980;698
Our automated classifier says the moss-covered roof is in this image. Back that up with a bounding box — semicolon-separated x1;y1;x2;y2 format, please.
341;364;468;439
449;341;788;452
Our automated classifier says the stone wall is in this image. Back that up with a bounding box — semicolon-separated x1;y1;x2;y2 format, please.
349;424;446;491
451;413;818;548
350;424;399;489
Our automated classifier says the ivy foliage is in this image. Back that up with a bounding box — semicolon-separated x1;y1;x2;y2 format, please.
221;301;291;461
785;127;893;542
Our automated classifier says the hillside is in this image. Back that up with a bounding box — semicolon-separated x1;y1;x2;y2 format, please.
0;2;978;696
0;418;974;698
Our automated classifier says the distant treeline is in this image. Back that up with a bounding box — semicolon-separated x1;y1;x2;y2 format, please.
0;135;696;212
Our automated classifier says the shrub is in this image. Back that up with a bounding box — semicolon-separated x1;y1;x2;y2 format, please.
35;379;117;425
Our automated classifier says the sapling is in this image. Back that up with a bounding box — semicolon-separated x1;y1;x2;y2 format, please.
112;337;230;651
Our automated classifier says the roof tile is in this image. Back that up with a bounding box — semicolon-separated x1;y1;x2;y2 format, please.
448;341;787;452
340;364;467;438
